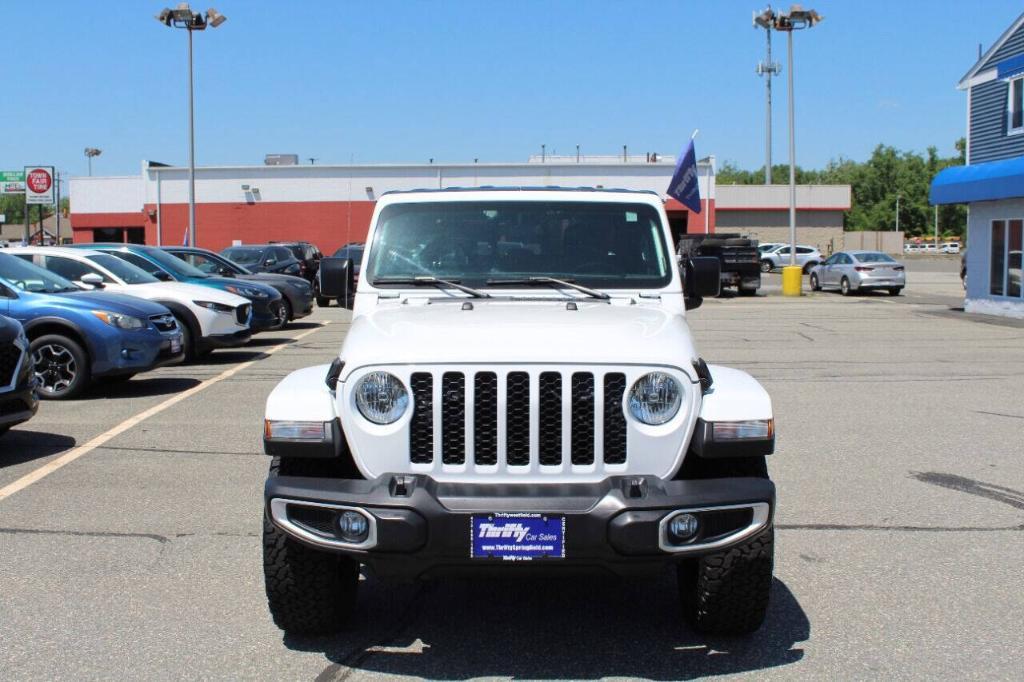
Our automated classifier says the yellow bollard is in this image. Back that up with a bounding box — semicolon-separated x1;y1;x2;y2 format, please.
781;265;803;297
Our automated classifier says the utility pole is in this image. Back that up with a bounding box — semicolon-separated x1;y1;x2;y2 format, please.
896;193;901;233
755;7;781;184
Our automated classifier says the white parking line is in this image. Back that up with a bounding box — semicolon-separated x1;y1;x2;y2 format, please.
0;322;329;503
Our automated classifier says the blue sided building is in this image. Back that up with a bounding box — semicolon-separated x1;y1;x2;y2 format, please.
932;12;1024;318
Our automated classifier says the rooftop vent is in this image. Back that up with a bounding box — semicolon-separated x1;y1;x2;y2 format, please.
264;154;299;166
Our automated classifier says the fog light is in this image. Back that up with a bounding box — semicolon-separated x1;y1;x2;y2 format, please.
668;513;699;542
337;510;369;543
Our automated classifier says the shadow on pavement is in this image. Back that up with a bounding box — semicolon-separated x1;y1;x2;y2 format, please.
285;322;323;330
201;350;266;365
90;376;201;398
247;337;295;348
0;430;76;468
288;575;808;680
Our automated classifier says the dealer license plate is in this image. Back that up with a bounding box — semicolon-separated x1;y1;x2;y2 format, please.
470;513;565;561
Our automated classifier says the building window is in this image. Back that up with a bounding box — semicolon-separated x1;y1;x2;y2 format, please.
1009;77;1024;134
991;220;1005;296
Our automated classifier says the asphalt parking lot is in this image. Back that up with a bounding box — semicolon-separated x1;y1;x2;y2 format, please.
2;260;1022;680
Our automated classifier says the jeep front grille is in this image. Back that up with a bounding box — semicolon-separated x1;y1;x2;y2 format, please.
407;369;628;468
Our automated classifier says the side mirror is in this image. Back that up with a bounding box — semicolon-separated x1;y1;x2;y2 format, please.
684;257;720;310
80;273;105;288
319;257;355;309
154;270;173;281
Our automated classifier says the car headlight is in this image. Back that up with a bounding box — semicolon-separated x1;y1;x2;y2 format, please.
628;372;683;425
354;371;409;424
225;284;269;299
92;310;145;330
194;300;234;314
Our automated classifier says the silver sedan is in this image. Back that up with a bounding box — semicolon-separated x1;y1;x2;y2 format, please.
809;250;905;296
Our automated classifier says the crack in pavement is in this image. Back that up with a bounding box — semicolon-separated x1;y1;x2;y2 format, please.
910;471;1024;511
0;527;169;543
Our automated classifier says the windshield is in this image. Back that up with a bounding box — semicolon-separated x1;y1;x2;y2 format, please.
86;253;159;284
855;252;897;263
365;201;672;289
0;253;80;294
333;246;364;261
181;250;248;275
222;247;266;266
136;247;209;279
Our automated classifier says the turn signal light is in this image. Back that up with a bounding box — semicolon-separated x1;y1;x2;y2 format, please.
264;420;327;441
711;419;774;441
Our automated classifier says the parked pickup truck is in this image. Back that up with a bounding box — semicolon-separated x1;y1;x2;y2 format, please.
678;233;761;296
261;187;777;636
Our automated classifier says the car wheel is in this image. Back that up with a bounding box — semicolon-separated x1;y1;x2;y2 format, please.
840;277;852;296
889;287;902;296
272;300;290;329
678;525;774;635
172;315;196;362
31;334;91;400
809;273;821;291
760;260;773;273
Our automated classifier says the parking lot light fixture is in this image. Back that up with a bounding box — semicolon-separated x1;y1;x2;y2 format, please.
155;4;227;247
758;4;823;296
84;148;102;176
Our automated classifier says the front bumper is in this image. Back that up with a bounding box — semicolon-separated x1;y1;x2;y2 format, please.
251;297;284;332
265;473;775;579
0;383;39;429
198;328;252;352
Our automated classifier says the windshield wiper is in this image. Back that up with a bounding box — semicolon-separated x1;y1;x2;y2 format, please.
485;276;610;300
373;276;491;298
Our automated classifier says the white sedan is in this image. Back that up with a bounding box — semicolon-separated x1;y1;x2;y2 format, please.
9;246;252;360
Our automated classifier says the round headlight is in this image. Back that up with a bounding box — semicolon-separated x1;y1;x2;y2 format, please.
354;372;409;424
628;372;683;425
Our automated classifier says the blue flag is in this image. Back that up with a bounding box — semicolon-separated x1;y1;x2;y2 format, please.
667;139;702;213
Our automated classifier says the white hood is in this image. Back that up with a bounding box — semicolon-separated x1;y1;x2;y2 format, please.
340;300;700;380
127;281;249;307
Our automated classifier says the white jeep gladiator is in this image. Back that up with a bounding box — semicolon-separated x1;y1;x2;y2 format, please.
261;187;776;636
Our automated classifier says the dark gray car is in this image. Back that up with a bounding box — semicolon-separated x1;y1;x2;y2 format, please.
164;247;314;326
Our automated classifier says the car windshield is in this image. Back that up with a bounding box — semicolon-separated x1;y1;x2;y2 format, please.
332;246;364;261
365;200;672;289
85;253;159;284
181;250;249;275
0;252;81;293
222;247;267;266
855;252;896;263
137;247;210;279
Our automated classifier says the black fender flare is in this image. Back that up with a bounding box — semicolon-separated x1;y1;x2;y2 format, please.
22;316;97;362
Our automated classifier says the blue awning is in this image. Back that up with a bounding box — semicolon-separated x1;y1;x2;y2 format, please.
930;155;1024;205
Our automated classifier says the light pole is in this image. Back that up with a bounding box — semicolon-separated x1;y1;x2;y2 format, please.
754;7;782;185
84;148;102;176
156;4;227;247
755;4;823;296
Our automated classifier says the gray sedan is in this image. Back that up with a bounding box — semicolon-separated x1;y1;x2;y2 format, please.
809;250;905;296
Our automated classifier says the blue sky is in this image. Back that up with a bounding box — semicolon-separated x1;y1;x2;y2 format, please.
5;1;1022;178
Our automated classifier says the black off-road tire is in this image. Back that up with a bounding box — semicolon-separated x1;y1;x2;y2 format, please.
262;457;360;634
678;525;774;635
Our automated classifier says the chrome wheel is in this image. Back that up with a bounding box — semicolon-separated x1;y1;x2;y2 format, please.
33;343;78;396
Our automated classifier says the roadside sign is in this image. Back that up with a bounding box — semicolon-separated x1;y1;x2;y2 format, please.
25;166;55;205
1;170;24;195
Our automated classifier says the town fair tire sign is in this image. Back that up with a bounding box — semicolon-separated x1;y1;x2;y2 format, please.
25;166;55;205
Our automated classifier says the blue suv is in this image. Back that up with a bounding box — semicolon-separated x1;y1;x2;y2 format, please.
0;253;184;400
75;244;283;332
